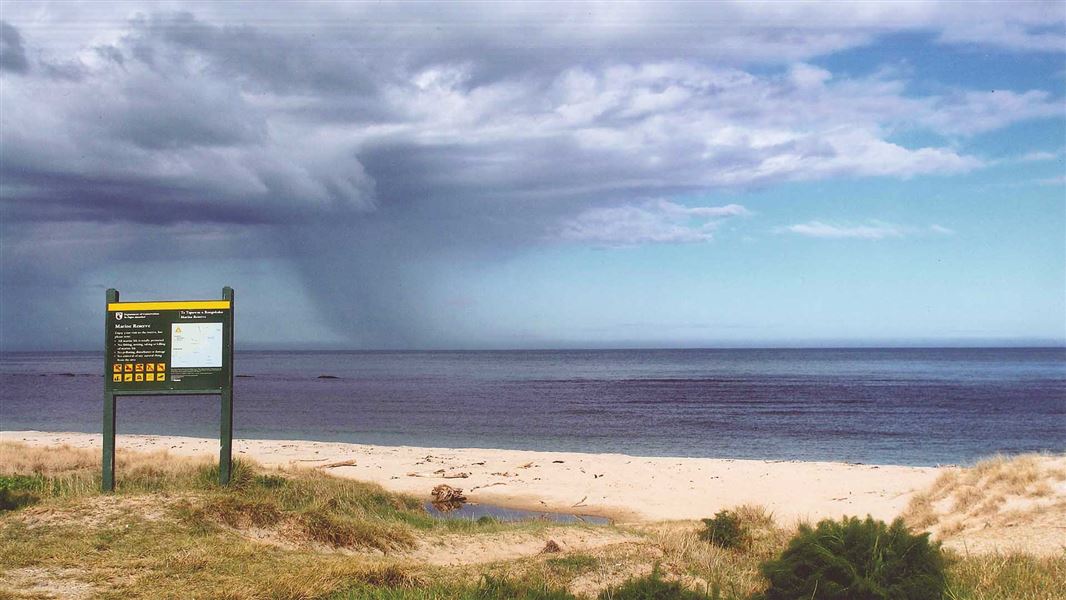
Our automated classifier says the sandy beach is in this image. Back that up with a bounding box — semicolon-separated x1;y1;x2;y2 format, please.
3;430;942;524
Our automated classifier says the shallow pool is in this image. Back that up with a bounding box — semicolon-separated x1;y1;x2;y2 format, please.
423;502;611;525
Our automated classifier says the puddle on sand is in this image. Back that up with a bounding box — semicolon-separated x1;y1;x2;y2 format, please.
424;502;611;525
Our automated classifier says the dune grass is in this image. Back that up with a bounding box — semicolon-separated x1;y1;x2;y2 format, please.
1;442;1063;599
904;453;1066;545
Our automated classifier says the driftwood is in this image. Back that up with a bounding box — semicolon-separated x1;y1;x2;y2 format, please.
540;540;562;553
317;459;357;468
432;484;466;503
431;484;467;512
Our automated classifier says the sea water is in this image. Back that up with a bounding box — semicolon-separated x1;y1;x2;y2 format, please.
2;348;1063;466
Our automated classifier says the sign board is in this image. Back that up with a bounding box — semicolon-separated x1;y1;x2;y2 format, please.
102;288;235;491
106;300;232;392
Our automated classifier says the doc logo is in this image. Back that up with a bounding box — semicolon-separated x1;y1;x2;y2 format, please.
115;312;124;320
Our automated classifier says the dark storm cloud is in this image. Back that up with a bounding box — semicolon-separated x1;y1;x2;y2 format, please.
0;21;29;73
127;12;380;96
0;2;1063;348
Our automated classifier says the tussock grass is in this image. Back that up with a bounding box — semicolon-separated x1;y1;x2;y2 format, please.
944;552;1066;600
904;453;1066;542
1;442;1063;599
0;442;443;598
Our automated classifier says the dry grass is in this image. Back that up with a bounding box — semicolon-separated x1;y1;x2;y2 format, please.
944;552;1066;600
0;441;215;499
644;505;791;597
2;443;1064;599
0;442;445;598
904;453;1066;555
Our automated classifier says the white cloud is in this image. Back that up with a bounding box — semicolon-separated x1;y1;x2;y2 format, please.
558;200;749;245
1017;151;1060;162
782;220;955;240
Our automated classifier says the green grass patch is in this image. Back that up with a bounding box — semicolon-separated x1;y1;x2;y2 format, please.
546;553;599;575
600;567;714;600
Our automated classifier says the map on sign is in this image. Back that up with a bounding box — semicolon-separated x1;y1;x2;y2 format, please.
171;322;224;368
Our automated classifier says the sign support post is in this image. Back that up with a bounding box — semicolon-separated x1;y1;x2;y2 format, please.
102;288;235;492
102;288;119;492
220;286;234;485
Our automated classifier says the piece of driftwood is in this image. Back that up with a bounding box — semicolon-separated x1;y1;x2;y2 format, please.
443;471;470;479
431;484;467;512
318;459;357;468
432;484;466;503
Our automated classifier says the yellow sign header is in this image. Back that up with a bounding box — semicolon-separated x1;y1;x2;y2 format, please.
107;301;231;311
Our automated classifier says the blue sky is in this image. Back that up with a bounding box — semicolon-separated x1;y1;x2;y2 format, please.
0;1;1063;349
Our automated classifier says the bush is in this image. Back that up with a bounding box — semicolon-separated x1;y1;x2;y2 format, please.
698;510;747;549
0;474;42;512
759;516;946;600
599;567;713;600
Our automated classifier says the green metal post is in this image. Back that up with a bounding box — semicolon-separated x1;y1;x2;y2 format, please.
102;288;118;492
219;286;234;485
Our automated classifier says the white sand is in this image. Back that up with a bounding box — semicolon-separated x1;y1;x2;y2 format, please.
2;430;942;524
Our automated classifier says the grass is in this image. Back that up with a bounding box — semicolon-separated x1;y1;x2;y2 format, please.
904;453;1066;545
1;442;1063;599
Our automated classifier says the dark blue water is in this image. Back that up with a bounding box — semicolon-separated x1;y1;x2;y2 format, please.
1;349;1063;466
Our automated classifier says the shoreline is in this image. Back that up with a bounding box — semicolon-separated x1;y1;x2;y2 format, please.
3;430;943;524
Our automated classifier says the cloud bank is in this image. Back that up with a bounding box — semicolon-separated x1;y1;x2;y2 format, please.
0;1;1062;348
782;221;956;240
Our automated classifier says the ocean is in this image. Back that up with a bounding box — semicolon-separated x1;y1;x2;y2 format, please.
1;348;1063;466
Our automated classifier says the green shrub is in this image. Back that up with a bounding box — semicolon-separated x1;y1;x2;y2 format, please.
759;516;946;600
0;474;42;511
599;567;713;600
698;510;747;549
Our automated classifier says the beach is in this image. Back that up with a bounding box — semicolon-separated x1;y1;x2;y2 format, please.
4;430;942;524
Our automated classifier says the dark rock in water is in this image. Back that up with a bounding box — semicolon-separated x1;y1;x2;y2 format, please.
236;375;255;378
317;375;340;379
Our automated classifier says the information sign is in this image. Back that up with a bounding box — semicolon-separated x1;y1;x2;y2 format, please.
106;300;232;392
102;288;235;491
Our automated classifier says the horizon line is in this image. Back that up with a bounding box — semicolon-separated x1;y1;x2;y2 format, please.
3;342;1065;354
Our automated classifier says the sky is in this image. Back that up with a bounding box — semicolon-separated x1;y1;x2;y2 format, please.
0;1;1064;350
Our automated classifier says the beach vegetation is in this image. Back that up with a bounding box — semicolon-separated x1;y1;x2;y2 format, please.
698;510;747;550
942;551;1066;600
904;453;1066;550
758;516;946;600
1;442;1063;600
0;475;41;512
547;553;599;574
598;566;716;599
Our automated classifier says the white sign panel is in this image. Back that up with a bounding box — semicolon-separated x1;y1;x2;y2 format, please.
170;322;223;368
